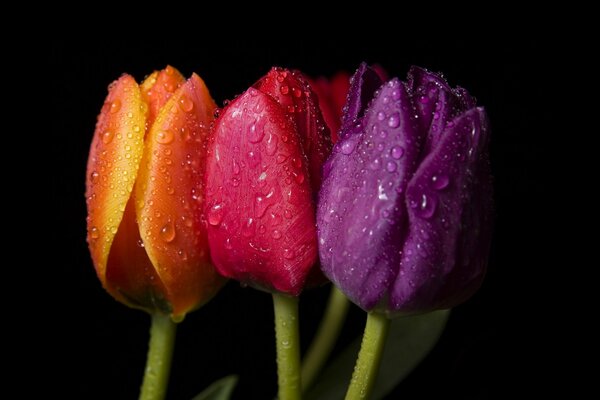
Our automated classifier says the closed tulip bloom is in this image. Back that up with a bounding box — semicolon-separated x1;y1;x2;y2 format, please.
317;63;493;315
205;67;332;295
86;66;225;321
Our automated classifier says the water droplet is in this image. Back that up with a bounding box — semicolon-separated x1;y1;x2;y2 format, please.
110;99;121;114
294;172;305;184
284;209;293;219
90;171;99;183
136;238;145;248
258;224;266;234
224;238;233;250
377;111;386;121
255;191;273;217
248;120;265;143
276;154;288;164
431;175;450;190
102;130;114;144
387;112;400;128
156;130;174;144
386;161;397;172
283;248;295;259
369;158;381;170
247;151;260;167
280;85;289;95
90;226;99;239
391;146;404;159
232;177;240;187
177;249;188;260
392;89;401;100
232;160;240;175
292;157;302;169
417;193;437;219
292;87;302;97
266;133;279;155
207;204;224;226
179;95;194;112
341;138;358;155
242;218;255;237
160;221;176;242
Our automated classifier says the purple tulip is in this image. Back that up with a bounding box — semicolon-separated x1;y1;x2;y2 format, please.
317;63;493;316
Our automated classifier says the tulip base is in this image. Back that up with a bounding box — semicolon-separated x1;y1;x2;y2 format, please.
139;313;177;400
301;285;349;391
272;293;302;400
345;312;390;400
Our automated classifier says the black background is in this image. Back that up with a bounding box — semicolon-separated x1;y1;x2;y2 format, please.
51;38;546;399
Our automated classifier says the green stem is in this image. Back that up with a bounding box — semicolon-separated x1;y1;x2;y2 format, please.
301;286;349;391
273;293;302;400
139;313;177;400
345;312;390;400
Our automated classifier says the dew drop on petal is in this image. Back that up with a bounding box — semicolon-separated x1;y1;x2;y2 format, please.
110;99;121;114
431;174;450;190
387;112;400;128
156;130;174;144
179;95;194;112
102;130;114;145
391;146;404;159
207;204;224;226
160;221;176;242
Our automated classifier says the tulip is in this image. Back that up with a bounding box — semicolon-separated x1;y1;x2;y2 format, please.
205;67;332;295
86;66;225;321
205;67;332;400
309;72;351;143
318;63;493;316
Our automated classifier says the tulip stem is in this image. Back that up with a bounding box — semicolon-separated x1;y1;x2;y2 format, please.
139;313;177;400
301;285;349;391
273;293;302;400
345;312;390;400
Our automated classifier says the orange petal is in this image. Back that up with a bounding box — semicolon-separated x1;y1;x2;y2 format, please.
136;73;225;319
86;75;147;287
140;66;185;127
105;199;169;312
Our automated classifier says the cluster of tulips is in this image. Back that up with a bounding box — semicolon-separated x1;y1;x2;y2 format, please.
86;62;492;400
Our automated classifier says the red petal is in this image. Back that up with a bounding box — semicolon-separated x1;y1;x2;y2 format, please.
254;68;332;192
205;89;318;295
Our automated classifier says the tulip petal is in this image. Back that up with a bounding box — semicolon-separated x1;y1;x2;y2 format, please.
318;79;421;310
206;89;318;295
390;107;492;313
136;73;225;318
339;63;383;140
309;72;351;143
407;66;476;154
254;68;333;192
86;75;147;288
140;65;186;126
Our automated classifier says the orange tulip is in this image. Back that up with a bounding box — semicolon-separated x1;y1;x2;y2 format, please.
86;66;225;321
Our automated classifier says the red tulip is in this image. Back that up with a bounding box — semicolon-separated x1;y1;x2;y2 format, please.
308;72;351;143
86;66;226;320
204;67;332;295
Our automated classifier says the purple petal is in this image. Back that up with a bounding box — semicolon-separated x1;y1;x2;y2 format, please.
339;63;384;140
389;107;492;314
318;79;421;310
408;66;475;155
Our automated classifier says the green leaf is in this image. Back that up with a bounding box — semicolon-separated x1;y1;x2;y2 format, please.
191;375;238;400
306;309;450;400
